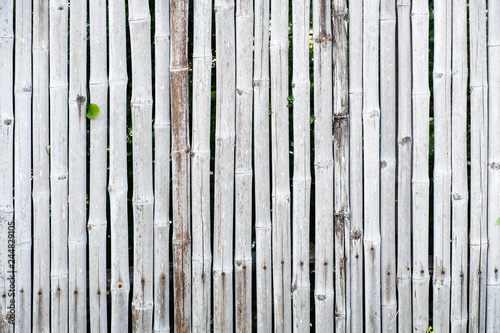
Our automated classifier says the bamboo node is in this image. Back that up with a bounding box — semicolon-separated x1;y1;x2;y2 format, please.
300;261;304;267
263;264;267;270
317;295;327;300
4;119;12;126
97;290;101;295
460;273;464;278
242;265;247;270
355;254;359;259
494;268;498;274
452;194;463;200
58;6;64;10
20;289;24;294
236;89;244;96
350;229;362;239
160;275;166;282
281;259;285;265
490;162;500;170
441;270;446;276
386;270;391;277
236;260;242;267
37;290;42;296
478;270;482;275
324;261;328;266
380;160;387;169
74;289;78;295
407;266;410;272
420;269;425;275
118;283;124;288
141;278;146;285
399;136;411;146
76;95;86;105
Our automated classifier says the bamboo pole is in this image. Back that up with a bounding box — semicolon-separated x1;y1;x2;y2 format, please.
379;0;396;330
396;0;412;330
14;0;32;329
213;0;236;330
487;1;500;331
49;1;69;331
32;0;51;331
253;0;272;329
170;0;191;330
88;0;109;330
469;0;488;330
234;0;253;331
411;1;430;331
363;0;381;329
191;0;212;330
348;0;363;330
291;0;311;331
129;0;154;330
0;0;14;330
154;0;171;331
67;0;88;330
108;0;130;331
270;0;292;331
313;0;334;330
332;0;349;331
432;0;452;331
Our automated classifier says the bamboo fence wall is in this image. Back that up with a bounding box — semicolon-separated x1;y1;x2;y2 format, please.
0;0;499;332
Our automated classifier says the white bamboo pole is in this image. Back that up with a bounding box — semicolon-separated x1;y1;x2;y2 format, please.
379;0;396;330
191;0;212;330
14;0;32;329
88;0;109;330
332;1;349;332
313;0;334;330
291;0;311;331
363;0;381;329
432;0;452;331
234;0;253;331
469;0;488;331
270;0;292;330
0;0;14;330
253;0;272;329
411;1;430;331
67;0;88;330
451;1;469;332
213;0;236;331
154;0;171;331
129;0;154;330
49;1;69;331
396;0;412;330
108;0;130;331
32;0;51;331
487;1;500;331
348;0;363;330
170;0;191;330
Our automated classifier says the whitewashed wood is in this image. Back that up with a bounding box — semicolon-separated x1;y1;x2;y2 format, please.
313;0;334;330
487;1;500;331
270;1;292;330
0;0;14;331
396;0;412;330
49;1;69;331
153;0;171;331
108;0;130;331
32;0;51;331
88;0;109;330
379;0;396;330
253;0;272;329
291;0;311;331
348;0;363;330
213;0;236;331
469;0;488;331
235;0;253;331
363;0;381;330
67;0;88;330
170;0;191;330
129;1;154;330
411;1;430;331
14;0;32;329
432;0;452;331
332;1;349;332
191;0;212;331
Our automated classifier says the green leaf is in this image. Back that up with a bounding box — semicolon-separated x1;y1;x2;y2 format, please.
310;114;316;124
46;145;50;155
86;103;100;119
496;217;500;226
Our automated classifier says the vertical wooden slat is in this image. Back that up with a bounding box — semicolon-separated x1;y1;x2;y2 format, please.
396;0;412;330
170;0;191;330
191;0;212;330
379;0;396;330
253;0;273;329
14;0;33;329
49;1;69;331
129;0;154;329
32;0;51;331
363;0;381;329
469;0;488;330
235;0;253;331
291;0;311;330
154;0;171;331
313;0;334;330
432;0;452;331
109;0;130;331
68;0;88;330
0;0;14;331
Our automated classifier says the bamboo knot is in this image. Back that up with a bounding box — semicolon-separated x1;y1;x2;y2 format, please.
23;85;32;92
236;89;244;96
118;283;124;289
20;289;24;294
263;264;267;270
242;265;247;270
97;290;101;295
399;136;411;146
452;194;463;201
4;119;12;126
420;269;425;275
160;275;166;282
355;254;359;259
76;95;86;105
300;261;304;267
317;295;327;301
58;5;64;10
350;229;362;240
407;266;411;272
38;290;42;296
74;289;78;295
494;268;498;274
380;160;388;169
324;261;328;266
490;162;500;170
291;283;297;292
441;270;446;276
